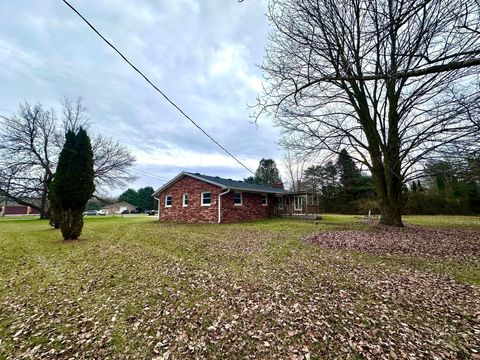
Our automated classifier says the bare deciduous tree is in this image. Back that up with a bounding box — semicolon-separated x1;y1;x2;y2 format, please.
257;0;480;226
0;99;135;218
282;150;306;191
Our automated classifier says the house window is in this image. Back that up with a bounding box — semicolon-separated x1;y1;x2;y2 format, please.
278;196;284;210
261;194;268;206
183;193;189;207
233;192;243;206
294;196;303;211
201;192;211;206
165;195;172;207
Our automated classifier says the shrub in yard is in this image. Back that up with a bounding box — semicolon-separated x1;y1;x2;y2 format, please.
49;128;95;240
356;197;380;216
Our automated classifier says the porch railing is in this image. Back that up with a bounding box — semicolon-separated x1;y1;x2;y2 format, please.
274;203;320;215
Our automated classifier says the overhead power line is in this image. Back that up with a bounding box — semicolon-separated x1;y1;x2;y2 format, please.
62;0;255;175
131;168;168;182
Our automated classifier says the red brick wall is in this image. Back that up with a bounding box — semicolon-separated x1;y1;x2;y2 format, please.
158;176;221;223
157;175;275;223
220;191;273;223
4;206;40;215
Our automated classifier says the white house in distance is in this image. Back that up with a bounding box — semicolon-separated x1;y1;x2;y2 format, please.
100;202;136;215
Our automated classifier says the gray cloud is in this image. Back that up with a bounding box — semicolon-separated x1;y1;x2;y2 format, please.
0;0;283;194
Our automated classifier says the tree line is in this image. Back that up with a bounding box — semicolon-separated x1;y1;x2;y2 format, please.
403;159;480;215
285;149;480;215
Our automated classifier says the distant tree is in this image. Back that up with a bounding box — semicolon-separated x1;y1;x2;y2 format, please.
282;151;306;191
335;149;363;209
243;176;258;184
86;200;101;211
137;186;155;211
404;159;480;214
254;158;282;187
49;128;95;240
118;186;156;211
0;99;135;219
303;165;324;192
336;149;361;190
417;181;424;193
411;181;418;193
303;150;375;213
119;189;140;207
467;181;480;212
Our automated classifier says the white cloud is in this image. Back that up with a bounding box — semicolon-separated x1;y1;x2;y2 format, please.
134;147;258;170
0;39;45;71
209;43;263;92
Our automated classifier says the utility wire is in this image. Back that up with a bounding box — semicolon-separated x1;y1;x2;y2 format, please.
62;0;255;175
131;168;168;181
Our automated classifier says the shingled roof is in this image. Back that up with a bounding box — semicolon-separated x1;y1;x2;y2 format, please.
153;171;288;195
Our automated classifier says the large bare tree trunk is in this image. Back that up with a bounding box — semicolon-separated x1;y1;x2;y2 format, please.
374;173;404;226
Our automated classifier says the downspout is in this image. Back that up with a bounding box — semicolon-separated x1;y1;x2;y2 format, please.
218;188;230;224
154;195;160;220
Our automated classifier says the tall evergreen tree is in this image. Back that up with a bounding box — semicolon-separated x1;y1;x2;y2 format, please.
254;159;282;187
49;128;95;240
417;180;424;192
411;181;418;193
335;149;362;210
336;149;361;190
138;186;155;211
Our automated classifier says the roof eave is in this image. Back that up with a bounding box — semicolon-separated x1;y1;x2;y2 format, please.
228;187;286;194
152;171;289;197
152;172;226;197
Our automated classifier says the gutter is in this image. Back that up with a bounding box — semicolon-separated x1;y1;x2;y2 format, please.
217;188;230;224
153;195;160;220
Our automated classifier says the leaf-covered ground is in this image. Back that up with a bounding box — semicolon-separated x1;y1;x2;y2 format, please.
0;215;479;359
306;224;480;258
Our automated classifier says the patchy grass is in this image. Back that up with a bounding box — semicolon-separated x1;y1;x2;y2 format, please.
0;215;40;222
0;215;479;359
404;214;480;230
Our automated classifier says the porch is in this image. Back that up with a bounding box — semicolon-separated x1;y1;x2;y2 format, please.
273;192;321;217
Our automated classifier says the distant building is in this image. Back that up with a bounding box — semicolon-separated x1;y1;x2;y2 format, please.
100;202;136;214
0;199;40;216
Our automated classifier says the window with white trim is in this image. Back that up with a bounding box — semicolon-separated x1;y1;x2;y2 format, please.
261;194;268;206
165;195;173;207
233;192;243;206
278;196;284;210
294;195;303;211
201;192;211;206
182;193;189;207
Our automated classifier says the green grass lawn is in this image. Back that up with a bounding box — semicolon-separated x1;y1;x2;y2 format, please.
0;215;479;359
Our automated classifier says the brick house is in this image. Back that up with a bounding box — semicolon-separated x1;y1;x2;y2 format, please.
152;172;321;223
152;172;288;223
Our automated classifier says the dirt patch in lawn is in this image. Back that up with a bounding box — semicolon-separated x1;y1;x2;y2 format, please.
305;225;480;258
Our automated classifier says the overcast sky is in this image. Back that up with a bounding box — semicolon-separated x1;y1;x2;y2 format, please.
0;0;283;194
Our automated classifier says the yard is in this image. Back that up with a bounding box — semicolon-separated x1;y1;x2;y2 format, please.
0;215;479;359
